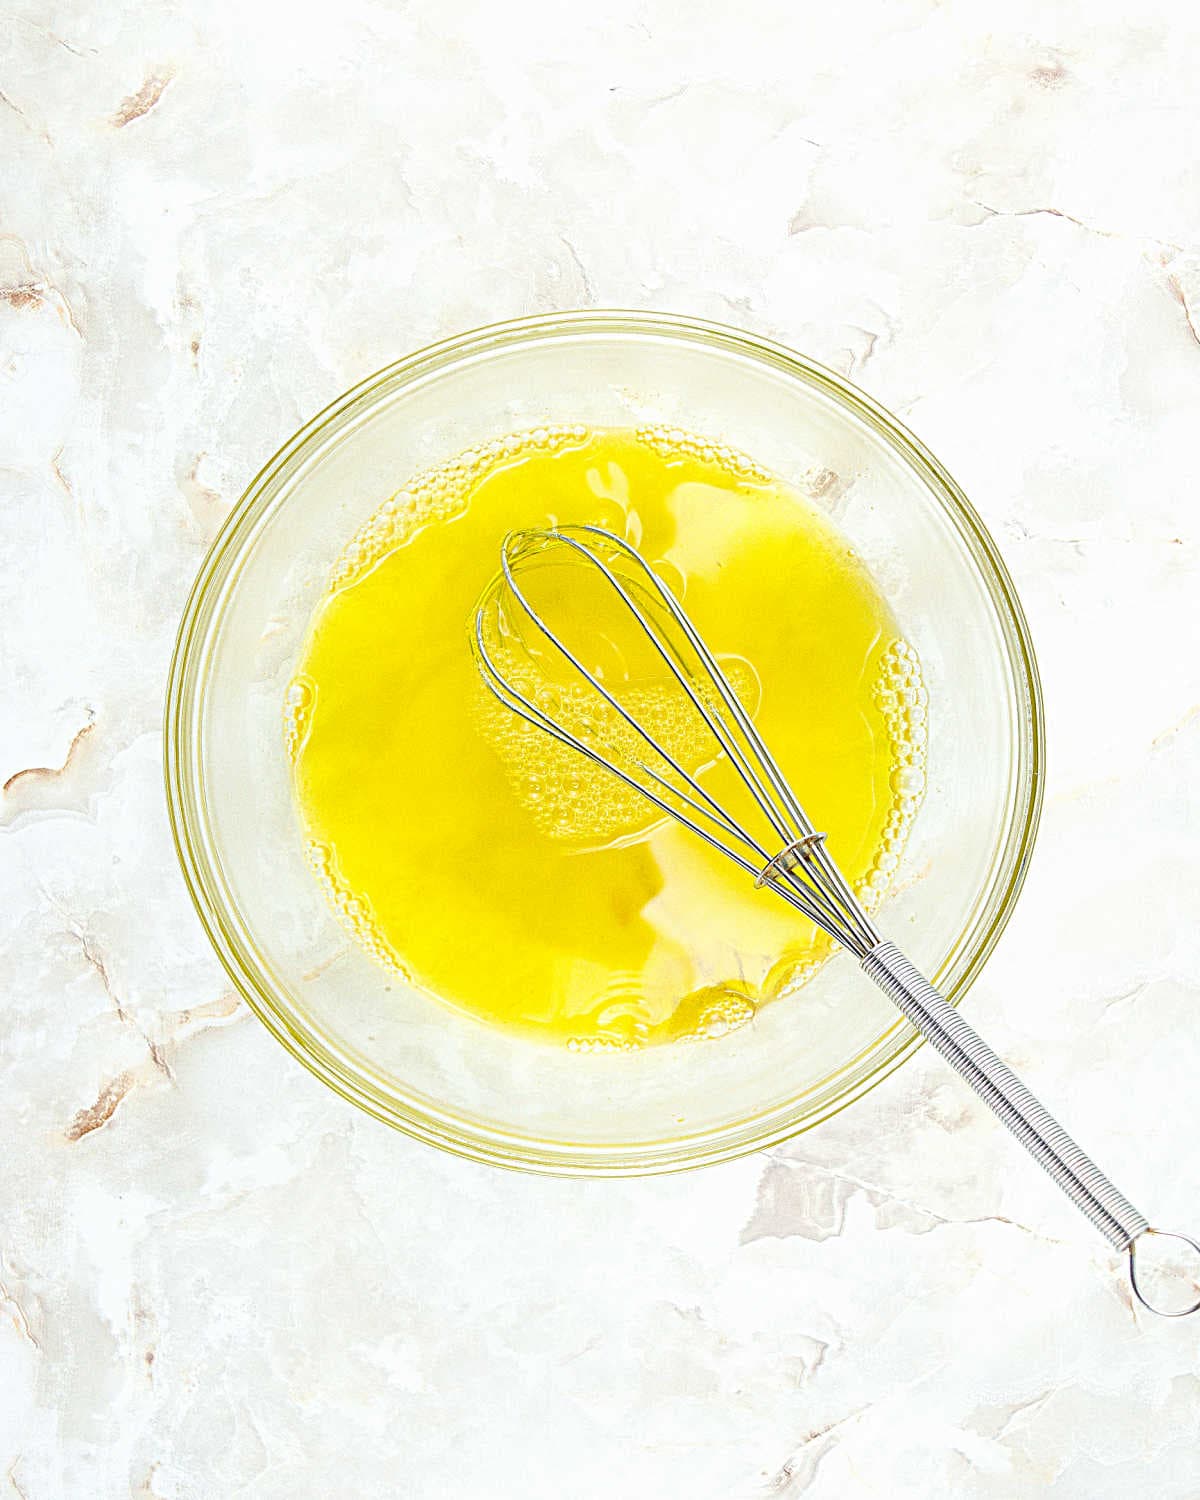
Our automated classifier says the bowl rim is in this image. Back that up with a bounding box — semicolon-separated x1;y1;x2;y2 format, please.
165;308;1045;1175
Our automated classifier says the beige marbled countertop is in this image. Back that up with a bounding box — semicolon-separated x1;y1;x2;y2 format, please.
4;1;1200;1494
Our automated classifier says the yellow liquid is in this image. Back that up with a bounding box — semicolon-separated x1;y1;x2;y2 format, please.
287;426;926;1048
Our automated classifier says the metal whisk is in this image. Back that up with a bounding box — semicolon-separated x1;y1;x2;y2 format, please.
474;523;1200;1317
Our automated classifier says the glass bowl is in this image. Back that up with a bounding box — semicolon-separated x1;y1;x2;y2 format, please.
165;311;1043;1174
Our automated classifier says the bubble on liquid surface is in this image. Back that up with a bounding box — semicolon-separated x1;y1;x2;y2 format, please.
636;424;771;483
329;424;588;594
567;981;758;1051
304;839;408;976
862;638;928;909
283;676;316;764
477;655;763;847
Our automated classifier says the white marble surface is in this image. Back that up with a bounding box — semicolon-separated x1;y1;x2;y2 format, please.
4;0;1200;1493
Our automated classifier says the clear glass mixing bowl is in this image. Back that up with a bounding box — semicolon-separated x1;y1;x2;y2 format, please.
165;311;1043;1173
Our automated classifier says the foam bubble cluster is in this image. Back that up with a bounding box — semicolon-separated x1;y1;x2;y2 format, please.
283;676;315;765
567;981;759;1050
305;839;407;975
686;987;757;1040
479;658;760;846
858;638;928;910
636;424;770;482
329;424;587;593
567;1035;641;1054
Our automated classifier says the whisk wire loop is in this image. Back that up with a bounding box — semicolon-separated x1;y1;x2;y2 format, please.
472;613;819;921
554;526;884;956
478;525;877;950
497;532;750;850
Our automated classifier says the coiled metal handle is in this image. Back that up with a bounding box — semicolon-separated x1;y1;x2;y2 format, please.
863;941;1146;1246
862;942;1200;1316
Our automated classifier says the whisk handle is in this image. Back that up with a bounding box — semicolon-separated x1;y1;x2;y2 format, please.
861;941;1148;1251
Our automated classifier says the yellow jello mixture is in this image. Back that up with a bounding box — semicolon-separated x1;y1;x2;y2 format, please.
285;426;926;1048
